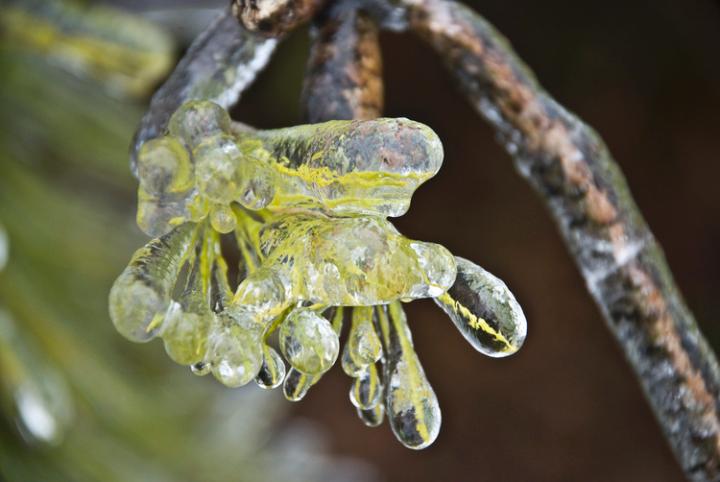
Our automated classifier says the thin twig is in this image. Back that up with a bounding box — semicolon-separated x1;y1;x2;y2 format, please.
301;0;384;122
131;9;277;171
391;0;720;478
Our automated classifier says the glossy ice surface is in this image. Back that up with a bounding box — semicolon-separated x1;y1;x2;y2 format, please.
111;100;527;449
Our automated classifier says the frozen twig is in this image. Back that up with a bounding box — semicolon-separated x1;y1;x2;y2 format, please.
390;0;720;479
131;9;277;171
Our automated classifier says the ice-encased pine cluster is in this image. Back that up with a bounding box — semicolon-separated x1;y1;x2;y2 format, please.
110;100;527;449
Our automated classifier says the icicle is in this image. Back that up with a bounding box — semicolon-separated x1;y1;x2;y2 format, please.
109;223;198;342
377;302;441;449
346;307;382;367
434;257;527;358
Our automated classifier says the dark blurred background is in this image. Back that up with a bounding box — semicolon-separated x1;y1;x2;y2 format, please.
233;1;720;480
3;1;719;481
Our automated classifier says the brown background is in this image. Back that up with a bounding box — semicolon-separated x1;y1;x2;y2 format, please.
228;1;720;481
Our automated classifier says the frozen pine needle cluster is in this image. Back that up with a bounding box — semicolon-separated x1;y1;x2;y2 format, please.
110;100;527;449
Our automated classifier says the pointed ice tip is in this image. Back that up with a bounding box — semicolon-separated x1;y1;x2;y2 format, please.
434;257;527;358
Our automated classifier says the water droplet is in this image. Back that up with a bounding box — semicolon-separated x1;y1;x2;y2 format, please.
282;368;319;402
377;303;441;450
279;308;339;375
434;257;526;357
255;345;286;389
109;223;197;342
349;363;382;410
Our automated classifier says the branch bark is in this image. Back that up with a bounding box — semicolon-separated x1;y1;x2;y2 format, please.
301;0;384;122
393;0;720;479
131;10;277;172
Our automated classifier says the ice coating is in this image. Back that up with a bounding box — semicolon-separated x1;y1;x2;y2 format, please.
161;229;216;365
256;215;457;307
434;257;527;358
109;223;197;342
377;303;441;450
250;117;444;216
113;99;528;450
134;101;444;236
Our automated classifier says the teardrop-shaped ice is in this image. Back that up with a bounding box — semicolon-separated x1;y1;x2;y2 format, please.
349;363;383;410
434;257;527;358
377;302;441;450
109;223;197;342
357;404;384;428
279;308;339;375
347;307;382;367
341;344;364;377
283;368;319;402
190;361;211;376
255;344;286;389
208;311;263;387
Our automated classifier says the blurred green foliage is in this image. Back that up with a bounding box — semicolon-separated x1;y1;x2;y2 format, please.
0;2;373;481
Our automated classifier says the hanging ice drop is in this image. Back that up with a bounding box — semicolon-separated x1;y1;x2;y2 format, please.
434;257;527;358
349;363;383;410
255;344;286;389
207;312;263;387
279;308;340;375
109;223;197;342
283;368;319;402
346;307;382;367
377;302;441;450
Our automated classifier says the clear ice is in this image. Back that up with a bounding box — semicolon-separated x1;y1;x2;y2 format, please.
110;100;528;449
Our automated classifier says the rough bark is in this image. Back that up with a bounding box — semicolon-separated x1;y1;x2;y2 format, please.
393;0;720;479
301;0;384;122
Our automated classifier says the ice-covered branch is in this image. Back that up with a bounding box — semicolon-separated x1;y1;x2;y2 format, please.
390;0;720;478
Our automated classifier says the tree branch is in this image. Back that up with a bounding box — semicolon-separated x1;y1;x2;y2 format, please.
131;9;277;172
392;0;720;478
301;0;384;122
